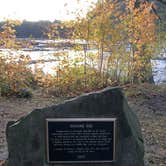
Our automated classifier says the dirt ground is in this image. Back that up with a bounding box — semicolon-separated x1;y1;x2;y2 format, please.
125;84;166;166
0;84;166;166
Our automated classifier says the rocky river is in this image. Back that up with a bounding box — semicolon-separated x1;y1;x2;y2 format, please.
0;39;166;85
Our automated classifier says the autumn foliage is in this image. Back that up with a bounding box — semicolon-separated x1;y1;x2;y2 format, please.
0;0;159;97
0;20;34;97
34;53;108;97
72;0;157;84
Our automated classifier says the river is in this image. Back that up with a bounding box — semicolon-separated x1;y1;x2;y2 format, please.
151;59;166;84
0;40;166;85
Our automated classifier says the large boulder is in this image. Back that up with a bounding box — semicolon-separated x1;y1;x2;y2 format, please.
6;87;144;166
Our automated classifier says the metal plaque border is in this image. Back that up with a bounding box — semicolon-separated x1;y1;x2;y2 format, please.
46;118;116;164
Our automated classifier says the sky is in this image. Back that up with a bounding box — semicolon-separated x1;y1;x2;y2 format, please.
0;0;97;22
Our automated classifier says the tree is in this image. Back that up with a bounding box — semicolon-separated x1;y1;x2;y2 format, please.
122;0;157;83
0;19;21;48
74;0;157;84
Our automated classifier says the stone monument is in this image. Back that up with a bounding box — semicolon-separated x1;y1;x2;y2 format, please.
6;87;144;166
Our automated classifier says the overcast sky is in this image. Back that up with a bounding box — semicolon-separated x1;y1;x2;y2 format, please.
0;0;96;21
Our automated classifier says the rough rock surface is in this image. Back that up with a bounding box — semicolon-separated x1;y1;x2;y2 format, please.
6;87;144;166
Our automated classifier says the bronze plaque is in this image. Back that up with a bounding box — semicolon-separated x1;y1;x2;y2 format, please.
46;118;116;163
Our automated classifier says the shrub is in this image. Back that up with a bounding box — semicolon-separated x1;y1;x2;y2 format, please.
0;54;35;97
36;63;108;97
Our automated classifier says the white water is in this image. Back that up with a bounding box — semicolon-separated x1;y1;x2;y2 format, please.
151;59;166;84
0;44;166;84
0;48;97;74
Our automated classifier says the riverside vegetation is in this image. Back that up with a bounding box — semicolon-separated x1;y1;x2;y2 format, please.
0;0;166;97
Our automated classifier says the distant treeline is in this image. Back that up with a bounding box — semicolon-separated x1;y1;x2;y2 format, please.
0;0;165;39
0;20;71;39
15;20;52;38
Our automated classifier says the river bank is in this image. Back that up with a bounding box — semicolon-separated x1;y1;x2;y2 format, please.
1;39;166;84
0;83;165;166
